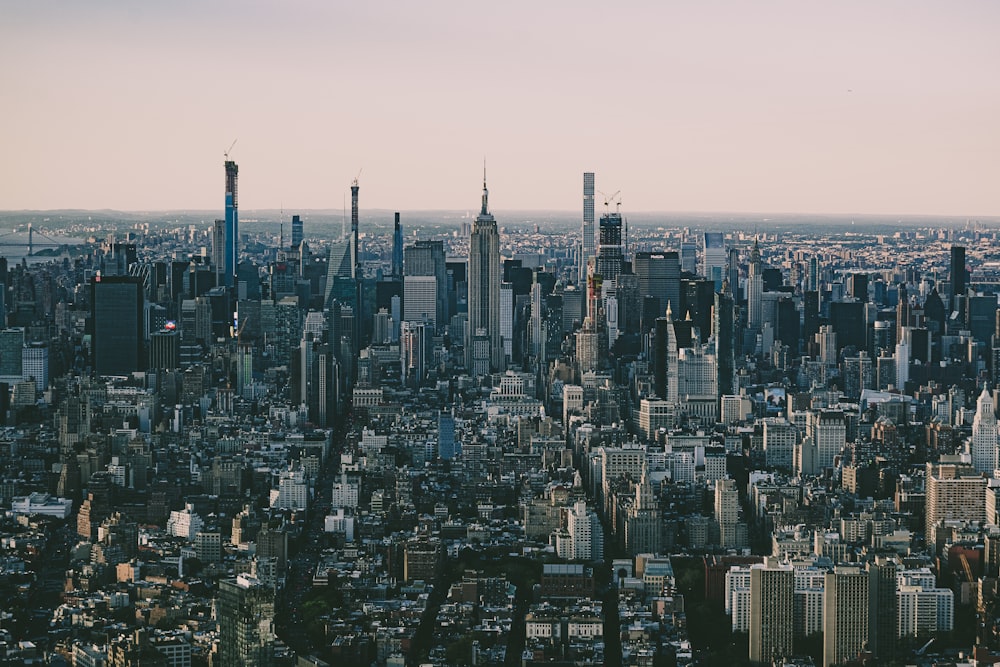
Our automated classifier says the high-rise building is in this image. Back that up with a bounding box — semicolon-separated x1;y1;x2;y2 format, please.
438;411;458;460
92;276;144;376
702;232;726;287
925;456;987;550
149;329;179;371
714;283;736;397
350;178;360;279
224;160;239;287
291;214;303;249
747;239;763;331
217;574;275;667
404;240;447;330
824;566;870;667
950;245;966;308
392;212;403;282
624;466;660;555
597;211;623;283
749;560;794;664
467;172;503;375
212;219;226;286
21;342;48;391
715;478;744;549
403;275;437;330
0;327;24;382
634;251;680;325
580;172;595;284
971;387;998;474
808;409;846;471
867;556;898;662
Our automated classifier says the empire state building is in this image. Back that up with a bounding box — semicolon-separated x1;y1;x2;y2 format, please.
467;172;504;376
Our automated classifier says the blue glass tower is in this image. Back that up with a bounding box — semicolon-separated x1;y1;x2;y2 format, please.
392;212;403;282
224;160;239;287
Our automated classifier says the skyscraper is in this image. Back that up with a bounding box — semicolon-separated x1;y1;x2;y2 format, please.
597;210;623;282
824;566;870;667
702;232;726;287
91;275;144;376
634;251;680;323
212;219;226;286
749;560;794;664
971;386;998;474
224;160;239;287
747;238;763;331
392;212;403;282
404;240;447;331
925;456;987;550
950;245;966;307
467;171;503;375
290;214;303;250
580;172;595;284
715;283;736;397
217;574;275;667
351;178;360;279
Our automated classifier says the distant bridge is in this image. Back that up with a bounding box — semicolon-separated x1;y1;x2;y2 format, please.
0;224;70;256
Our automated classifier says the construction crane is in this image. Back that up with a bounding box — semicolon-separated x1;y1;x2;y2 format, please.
598;189;621;213
224;139;238;160
353;168;363;188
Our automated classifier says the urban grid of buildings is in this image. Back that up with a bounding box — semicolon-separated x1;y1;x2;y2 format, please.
2;164;1000;667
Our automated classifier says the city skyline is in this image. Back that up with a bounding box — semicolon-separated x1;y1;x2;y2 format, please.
3;1;999;216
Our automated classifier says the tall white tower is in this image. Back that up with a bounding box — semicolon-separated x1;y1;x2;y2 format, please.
971;386;998;474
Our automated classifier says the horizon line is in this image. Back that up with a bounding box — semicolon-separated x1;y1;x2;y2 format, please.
1;207;998;221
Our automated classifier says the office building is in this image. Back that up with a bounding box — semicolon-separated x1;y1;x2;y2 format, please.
0;327;24;382
824;566;869;667
291;214;303;250
597;210;623;283
747;239;763;331
634;251;680;324
391;212;403;281
702;232;726;287
580;172;595;284
467;172;503;375
224;160;239;287
925;456;987;548
91;275;144;376
404;240;447;330
438;411;458;460
971;386;999;474
749;560;794;664
217;574;275;667
212;219;226;286
350;178;360;279
951;245;966;308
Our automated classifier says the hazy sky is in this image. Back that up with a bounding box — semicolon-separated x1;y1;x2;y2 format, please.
3;1;999;215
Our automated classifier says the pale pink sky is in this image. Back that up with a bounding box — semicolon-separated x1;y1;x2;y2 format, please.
2;1;998;215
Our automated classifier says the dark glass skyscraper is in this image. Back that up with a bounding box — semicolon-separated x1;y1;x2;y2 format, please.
597;211;623;282
224;160;239;287
351;178;360;279
950;245;966;309
392;212;403;282
217;575;275;667
290;214;303;249
91;275;144;376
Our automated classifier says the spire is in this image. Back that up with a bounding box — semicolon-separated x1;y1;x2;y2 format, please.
481;159;489;216
750;236;761;266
